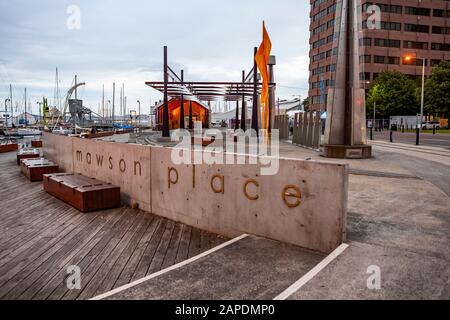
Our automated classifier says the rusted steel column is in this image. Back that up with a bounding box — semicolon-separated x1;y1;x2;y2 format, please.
301;112;308;146
284;115;287;139
189;100;193;130
241;70;247;131
180;69;185;129
297;113;303;145
313;112;321;149
293;113;299;144
284;115;288;140
235;100;239;130
162;46;170;137
307;110;314;147
251;47;259;136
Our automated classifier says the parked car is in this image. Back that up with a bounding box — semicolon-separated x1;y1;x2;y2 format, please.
422;121;440;130
211;120;222;128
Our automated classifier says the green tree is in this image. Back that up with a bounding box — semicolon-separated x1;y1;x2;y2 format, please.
366;71;419;118
302;97;310;112
424;61;450;119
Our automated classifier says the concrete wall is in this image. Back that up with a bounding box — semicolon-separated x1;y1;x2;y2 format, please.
43;132;74;172
71;138;151;213
43;132;348;253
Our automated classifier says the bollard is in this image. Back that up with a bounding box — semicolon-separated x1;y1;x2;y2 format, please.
390;130;393;143
402;125;405;133
416;127;420;145
370;127;373;140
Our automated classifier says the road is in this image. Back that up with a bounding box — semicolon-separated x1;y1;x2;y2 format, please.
376;148;450;197
372;130;450;148
287;143;450;299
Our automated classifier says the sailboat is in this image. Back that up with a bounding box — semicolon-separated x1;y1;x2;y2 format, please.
17;128;42;136
0;126;41;137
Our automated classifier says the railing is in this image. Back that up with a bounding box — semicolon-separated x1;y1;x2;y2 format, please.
273;114;289;140
292;111;322;150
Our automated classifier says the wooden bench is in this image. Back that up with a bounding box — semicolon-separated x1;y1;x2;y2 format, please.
21;158;59;181
17;148;40;165
0;143;18;153
31;140;43;147
43;173;121;212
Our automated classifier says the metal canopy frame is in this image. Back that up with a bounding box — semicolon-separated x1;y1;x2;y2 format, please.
149;46;276;136
146;80;275;102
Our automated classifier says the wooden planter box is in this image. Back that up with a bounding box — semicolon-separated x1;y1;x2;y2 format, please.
31;140;43;147
21;158;59;181
17;148;40;165
0;143;18;153
43;173;121;212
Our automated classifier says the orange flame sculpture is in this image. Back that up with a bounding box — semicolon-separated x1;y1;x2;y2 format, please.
255;21;272;134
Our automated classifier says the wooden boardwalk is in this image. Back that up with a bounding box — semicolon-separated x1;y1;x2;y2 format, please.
0;151;227;300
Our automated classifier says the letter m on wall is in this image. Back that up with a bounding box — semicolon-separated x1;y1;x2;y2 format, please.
76;150;83;162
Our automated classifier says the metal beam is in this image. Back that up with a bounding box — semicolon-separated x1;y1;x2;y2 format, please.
180;69;185;129
189;100;193;130
162;46;170;137
241;70;246;131
251;47;258;135
145;81;274;86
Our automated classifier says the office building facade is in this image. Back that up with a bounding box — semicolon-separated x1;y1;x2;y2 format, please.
309;0;450;111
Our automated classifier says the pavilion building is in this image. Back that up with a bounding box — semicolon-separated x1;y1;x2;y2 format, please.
154;97;210;130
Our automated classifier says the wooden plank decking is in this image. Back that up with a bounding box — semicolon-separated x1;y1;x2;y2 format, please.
0;151;228;300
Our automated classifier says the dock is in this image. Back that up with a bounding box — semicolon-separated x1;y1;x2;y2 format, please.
0;151;227;300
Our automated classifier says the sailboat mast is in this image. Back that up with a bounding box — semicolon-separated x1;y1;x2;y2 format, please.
24;88;27;128
9;84;12;127
75;75;78;100
122;84;125;122
102;84;105;120
112;82;115;124
120;85;123;124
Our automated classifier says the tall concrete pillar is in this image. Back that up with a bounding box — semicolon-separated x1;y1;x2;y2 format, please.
323;0;372;159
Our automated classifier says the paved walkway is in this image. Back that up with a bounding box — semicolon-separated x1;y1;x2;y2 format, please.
95;235;325;300
92;141;450;300
280;141;450;299
1;139;449;300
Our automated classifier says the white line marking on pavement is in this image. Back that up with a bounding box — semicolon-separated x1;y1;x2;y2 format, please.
273;243;349;300
90;233;249;300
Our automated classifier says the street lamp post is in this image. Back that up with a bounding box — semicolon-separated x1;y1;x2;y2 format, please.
420;57;425;131
404;54;426;143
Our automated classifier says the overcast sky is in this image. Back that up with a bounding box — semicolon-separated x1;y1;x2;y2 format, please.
0;0;310;116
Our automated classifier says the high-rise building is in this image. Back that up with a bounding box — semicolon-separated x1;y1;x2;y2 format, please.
309;0;450;111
